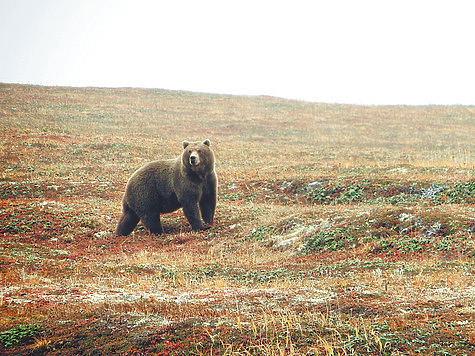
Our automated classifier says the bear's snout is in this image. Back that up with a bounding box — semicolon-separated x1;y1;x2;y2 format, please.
189;152;200;166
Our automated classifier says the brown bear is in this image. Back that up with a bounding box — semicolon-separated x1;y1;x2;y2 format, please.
116;139;217;236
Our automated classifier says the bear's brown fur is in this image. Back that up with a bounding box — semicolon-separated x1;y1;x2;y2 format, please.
116;139;217;235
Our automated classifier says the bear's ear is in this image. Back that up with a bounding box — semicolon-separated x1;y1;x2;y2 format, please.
183;140;190;149
203;139;211;146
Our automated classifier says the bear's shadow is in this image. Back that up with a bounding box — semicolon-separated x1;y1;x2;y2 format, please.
135;219;188;235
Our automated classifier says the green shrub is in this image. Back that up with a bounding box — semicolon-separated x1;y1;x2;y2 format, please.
434;181;474;204
304;227;358;253
0;324;40;348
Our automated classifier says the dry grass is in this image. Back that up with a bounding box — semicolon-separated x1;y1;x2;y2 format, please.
0;83;473;354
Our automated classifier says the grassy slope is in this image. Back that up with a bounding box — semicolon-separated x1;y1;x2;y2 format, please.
0;83;474;355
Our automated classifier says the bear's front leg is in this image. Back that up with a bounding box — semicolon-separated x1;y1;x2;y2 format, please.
182;201;207;231
199;193;215;226
199;174;217;226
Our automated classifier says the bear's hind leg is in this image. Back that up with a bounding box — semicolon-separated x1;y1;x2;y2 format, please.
141;213;163;234
116;205;140;236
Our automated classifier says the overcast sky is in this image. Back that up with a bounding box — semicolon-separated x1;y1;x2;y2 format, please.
1;0;474;105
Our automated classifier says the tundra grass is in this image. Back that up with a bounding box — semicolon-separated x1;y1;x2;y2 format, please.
0;83;473;355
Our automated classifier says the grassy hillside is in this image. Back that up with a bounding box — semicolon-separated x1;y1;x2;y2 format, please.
0;83;474;355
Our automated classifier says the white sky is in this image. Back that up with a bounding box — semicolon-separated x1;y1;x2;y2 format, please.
1;0;474;105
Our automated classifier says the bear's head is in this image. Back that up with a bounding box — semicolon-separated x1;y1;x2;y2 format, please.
182;139;215;178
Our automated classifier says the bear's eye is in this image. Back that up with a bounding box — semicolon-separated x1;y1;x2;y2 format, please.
197;149;202;153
